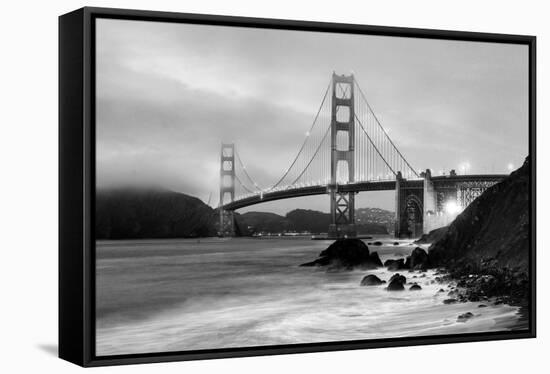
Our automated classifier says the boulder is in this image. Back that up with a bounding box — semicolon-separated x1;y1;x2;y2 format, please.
457;312;474;322
372;241;383;246
369;251;383;267
299;239;382;270
389;273;406;284
404;247;430;270
443;298;458;304
409;284;422;291
384;258;407;271
387;273;406;291
360;274;386;286
387;279;405;291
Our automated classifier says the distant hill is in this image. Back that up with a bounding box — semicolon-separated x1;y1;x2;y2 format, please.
236;211;288;234
96;188;393;238
286;209;331;233
356;207;395;235
95;188;216;239
236;208;389;235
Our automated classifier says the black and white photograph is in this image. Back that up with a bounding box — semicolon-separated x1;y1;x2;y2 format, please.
3;0;550;372
93;16;532;357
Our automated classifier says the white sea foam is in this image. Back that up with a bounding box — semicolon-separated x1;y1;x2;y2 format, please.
95;238;521;355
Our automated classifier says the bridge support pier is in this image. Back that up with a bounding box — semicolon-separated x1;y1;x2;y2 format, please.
394;171;424;239
219;143;235;237
328;73;356;239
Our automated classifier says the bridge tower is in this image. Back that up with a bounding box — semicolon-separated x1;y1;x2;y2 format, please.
219;143;235;236
328;73;356;239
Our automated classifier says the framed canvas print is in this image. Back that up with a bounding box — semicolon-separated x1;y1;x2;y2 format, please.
59;7;536;367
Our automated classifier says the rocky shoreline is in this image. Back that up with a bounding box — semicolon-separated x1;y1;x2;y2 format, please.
301;157;530;327
300;238;528;327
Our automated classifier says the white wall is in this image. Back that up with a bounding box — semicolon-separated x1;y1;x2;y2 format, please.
0;0;547;372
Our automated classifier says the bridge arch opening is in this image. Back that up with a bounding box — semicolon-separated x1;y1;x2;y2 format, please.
404;194;423;239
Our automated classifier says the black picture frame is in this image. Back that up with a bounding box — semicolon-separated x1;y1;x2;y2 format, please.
59;6;537;367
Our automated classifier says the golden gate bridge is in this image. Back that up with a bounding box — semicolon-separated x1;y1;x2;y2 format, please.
219;73;506;239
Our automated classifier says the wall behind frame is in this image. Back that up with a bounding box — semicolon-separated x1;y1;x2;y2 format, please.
0;0;547;373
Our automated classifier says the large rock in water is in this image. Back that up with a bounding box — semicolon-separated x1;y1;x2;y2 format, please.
383;258;407;271
404;247;430;270
428;157;530;276
300;239;382;270
360;274;386;286
387;273;406;291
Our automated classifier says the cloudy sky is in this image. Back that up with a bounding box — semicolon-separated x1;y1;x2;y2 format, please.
95;18;529;214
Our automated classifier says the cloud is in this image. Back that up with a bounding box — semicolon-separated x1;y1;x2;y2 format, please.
96;18;529;212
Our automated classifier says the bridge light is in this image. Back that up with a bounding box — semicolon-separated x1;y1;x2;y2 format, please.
305;131;310;137
459;162;470;175
507;163;514;172
444;201;462;215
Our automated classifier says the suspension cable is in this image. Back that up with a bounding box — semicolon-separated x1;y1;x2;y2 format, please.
288;124;331;186
355;80;419;177
235;150;261;191
355;113;397;177
269;80;332;190
234;174;255;194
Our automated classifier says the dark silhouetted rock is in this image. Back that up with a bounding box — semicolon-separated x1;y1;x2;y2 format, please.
372;241;383;246
369;251;383;267
415;226;448;244
389;273;406;283
393;242;400;246
387;280;405;291
404;247;430;270
478;304;488;308
443;298;458;304
384;258;407;271
457;312;474;322
409;284;422;291
299;239;382;270
360;274;386;286
428;158;530;304
387;273;406;291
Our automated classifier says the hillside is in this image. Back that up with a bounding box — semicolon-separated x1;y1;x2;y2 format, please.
356;207;395;234
428;157;530;273
96;189;394;238
95;188;216;239
286;209;330;233
236;212;288;234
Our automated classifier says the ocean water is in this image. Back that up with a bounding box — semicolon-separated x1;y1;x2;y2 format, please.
96;237;521;356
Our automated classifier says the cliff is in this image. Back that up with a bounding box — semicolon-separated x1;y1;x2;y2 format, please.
428;157;530;273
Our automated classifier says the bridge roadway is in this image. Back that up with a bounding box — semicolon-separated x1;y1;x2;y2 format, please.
222;174;508;211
